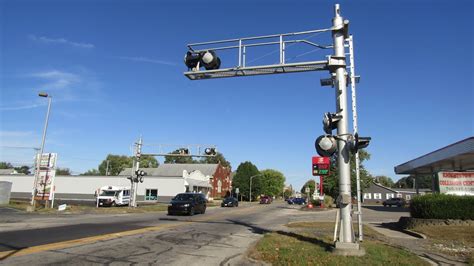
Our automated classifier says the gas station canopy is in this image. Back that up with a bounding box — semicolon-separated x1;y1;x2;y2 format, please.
394;137;474;175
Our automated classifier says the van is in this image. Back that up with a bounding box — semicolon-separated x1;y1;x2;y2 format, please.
96;186;131;207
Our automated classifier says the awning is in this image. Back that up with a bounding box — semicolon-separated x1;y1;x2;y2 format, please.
394;137;474;175
185;178;212;188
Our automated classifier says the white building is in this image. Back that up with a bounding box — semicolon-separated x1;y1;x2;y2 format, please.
0;164;218;203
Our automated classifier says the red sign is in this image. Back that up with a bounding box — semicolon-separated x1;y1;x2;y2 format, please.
312;156;330;176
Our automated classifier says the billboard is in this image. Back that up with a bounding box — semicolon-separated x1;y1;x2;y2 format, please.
34;153;57;200
437;171;474;196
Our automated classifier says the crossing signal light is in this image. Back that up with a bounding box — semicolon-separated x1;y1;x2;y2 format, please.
315;135;337;157
178;148;189;155
204;147;216;156
184;50;221;71
323;112;342;134
352;133;371;153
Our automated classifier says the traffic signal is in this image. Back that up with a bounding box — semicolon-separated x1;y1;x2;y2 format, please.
351;133;371;153
315;135;337;157
178;148;189;155
323;112;342;134
135;169;146;183
204;147;216;156
184;50;221;71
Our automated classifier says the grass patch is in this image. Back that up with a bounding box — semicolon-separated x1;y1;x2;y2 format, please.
411;225;473;262
249;222;428;266
3;200;168;214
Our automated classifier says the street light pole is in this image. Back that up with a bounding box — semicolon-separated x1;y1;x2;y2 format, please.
31;92;52;207
249;174;262;202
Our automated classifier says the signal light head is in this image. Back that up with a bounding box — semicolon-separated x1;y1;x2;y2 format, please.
184;50;221;71
315;135;337;157
201;50;221;70
323;112;342;134
179;148;189;155
184;51;201;70
204;147;216;156
351;133;371;153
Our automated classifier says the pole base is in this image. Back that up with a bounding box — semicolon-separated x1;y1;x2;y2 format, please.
331;241;366;256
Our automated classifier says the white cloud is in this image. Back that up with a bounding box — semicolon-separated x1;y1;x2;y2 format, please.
0;103;46;111
29;35;94;49
31;70;80;90
117;56;177;66
0;130;34;138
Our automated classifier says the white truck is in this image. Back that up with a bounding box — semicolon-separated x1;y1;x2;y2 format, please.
95;186;131;207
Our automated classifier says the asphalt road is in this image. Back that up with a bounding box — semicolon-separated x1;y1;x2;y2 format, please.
0;202;410;265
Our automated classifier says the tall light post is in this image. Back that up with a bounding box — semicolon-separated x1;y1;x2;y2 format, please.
31;92;52;207
249;173;263;202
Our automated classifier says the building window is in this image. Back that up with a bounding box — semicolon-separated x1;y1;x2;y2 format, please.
373;193;382;200
386;193;395;199
363;193;371;199
396;193;402;198
217;180;222;193
406;194;411;200
145;189;158;201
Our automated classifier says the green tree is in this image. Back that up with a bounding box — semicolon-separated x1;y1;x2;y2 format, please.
283;187;293;199
81;169;101;176
323;149;373;199
232;161;260;201
375;175;394;188
164;150;197;164
394;175;432;189
200;152;231;168
56;168;72;175
259;169;286;197
98;155;132;176
301;180;317;197
139;155;159;168
0;162;13;169
14;165;31;175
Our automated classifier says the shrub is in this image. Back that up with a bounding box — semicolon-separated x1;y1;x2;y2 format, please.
324;195;334;208
309;199;320;206
410;194;474;220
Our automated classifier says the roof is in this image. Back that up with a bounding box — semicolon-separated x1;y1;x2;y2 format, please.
371;182;398;193
394;137;474;175
119;164;219;177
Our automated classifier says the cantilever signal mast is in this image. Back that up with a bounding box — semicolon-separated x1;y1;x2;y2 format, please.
182;4;369;254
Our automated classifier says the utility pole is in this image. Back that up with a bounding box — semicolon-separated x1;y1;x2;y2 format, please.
106;160;110;176
130;137;142;207
332;3;353;244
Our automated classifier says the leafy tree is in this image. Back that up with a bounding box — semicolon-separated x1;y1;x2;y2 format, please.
56;168;72;175
139;155;159;168
0;162;13;169
301;180;317;197
394;175;432;189
283;187;293;199
164;150;197;164
81;169;101;176
323;149;373;199
14;165;31;175
232;161;260;201
259;169;286;197
99;155;132;176
200;152;231;168
375;175;394;188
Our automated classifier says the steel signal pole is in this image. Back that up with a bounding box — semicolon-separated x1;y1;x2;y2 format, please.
332;4;354;245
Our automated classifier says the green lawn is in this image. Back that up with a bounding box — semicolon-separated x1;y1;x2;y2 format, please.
250;222;428;266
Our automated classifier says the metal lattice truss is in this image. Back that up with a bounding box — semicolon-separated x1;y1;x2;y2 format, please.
184;27;339;80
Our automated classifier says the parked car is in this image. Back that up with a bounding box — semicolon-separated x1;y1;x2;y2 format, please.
286;197;296;204
167;193;207;215
288;197;306;205
383;197;406;207
259;195;273;204
221;197;238;207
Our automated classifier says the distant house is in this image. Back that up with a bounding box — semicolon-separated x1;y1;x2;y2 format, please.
362;182;430;204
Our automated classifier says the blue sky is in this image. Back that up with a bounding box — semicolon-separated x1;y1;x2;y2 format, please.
1;0;472;189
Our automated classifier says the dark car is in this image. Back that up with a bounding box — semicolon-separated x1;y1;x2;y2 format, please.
259;195;273;204
383;197;406;207
221;197;238;207
168;193;207;216
292;197;307;205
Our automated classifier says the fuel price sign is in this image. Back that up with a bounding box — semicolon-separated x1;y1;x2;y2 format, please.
312;156;330;176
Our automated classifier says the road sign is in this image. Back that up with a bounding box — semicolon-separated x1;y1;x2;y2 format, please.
305;187;310;193
235;188;239;194
312;156;330;176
